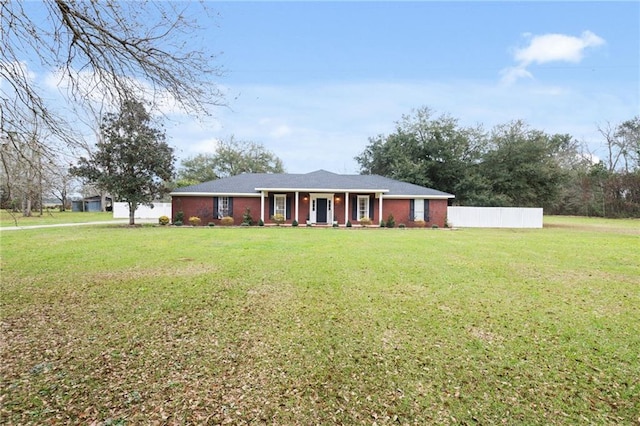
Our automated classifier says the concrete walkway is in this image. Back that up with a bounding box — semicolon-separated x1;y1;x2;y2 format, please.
0;219;157;231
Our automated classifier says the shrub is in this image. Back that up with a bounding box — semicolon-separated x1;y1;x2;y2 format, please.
431;224;439;229
346;220;352;228
175;211;184;223
220;216;234;226
359;216;372;227
414;219;426;228
188;216;201;226
242;207;254;226
398;223;406;229
173;220;183;227
258;218;264;226
158;215;170;226
292;219;298;227
379;220;386;228
332;222;339;228
271;213;285;225
386;213;395;228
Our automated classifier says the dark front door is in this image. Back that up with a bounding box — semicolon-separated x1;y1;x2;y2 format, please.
316;198;327;223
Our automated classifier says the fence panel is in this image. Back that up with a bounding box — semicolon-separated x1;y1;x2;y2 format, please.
112;202;172;219
447;207;543;228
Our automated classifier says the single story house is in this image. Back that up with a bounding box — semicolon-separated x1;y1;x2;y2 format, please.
170;170;455;227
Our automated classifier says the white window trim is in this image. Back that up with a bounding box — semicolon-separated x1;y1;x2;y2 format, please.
413;198;425;221
357;195;369;219
274;194;286;217
218;196;230;218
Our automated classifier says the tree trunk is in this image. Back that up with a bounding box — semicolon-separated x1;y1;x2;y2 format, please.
128;202;136;225
22;196;32;217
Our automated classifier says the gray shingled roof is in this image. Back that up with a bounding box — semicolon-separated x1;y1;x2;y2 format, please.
171;170;454;198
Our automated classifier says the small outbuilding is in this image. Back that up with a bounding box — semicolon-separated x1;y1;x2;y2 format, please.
71;195;112;212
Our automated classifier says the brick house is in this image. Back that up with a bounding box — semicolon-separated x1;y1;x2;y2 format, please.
170;170;454;227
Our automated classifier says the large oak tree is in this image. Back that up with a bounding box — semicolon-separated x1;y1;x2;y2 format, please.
177;137;285;185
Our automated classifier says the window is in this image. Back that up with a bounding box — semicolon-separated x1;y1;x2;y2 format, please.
274;194;286;217
411;199;429;221
357;195;369;219
218;196;230;218
413;198;424;221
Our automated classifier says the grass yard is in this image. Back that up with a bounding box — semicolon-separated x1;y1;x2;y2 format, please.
0;210;116;228
1;219;639;424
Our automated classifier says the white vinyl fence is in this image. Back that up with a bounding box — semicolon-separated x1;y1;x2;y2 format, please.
447;207;543;228
112;202;171;220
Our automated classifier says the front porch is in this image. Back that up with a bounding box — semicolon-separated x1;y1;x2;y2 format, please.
258;191;385;226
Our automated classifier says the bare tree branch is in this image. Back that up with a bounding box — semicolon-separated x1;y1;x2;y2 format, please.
1;0;224;157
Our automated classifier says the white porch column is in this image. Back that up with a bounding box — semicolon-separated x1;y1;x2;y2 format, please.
260;191;265;222
295;191;299;223
378;192;383;225
345;192;349;224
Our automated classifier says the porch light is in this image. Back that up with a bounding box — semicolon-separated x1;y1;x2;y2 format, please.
335;196;341;202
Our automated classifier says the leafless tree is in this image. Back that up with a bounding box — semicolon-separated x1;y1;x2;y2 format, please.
1;0;224;156
0;122;46;216
598;117;640;173
48;161;78;211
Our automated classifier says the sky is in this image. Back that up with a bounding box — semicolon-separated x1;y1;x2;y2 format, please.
13;1;640;174
166;1;639;174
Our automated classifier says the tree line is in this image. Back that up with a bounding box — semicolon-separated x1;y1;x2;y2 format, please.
356;107;639;218
3;103;638;221
3;3;637;220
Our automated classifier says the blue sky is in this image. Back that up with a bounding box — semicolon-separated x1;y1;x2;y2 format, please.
17;1;640;174
166;1;638;173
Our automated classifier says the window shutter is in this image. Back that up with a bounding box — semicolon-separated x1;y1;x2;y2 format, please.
269;195;274;216
351;196;357;220
409;199;415;221
286;196;292;220
369;197;374;220
213;197;218;218
424;199;430;221
228;197;234;217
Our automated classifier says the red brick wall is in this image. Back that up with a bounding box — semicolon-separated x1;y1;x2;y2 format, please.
172;196;261;225
172;194;310;225
380;198;449;228
427;199;449;228
171;196;213;223
172;195;449;227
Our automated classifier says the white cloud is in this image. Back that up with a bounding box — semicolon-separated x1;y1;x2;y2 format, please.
43;68;209;117
515;31;605;65
499;66;533;86
269;124;292;138
1;60;37;89
186;137;221;155
501;31;605;84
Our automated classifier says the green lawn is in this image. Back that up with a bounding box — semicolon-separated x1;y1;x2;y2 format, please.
0;210;116;227
1;220;639;424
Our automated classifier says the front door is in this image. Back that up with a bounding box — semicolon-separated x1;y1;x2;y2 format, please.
316;198;328;223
